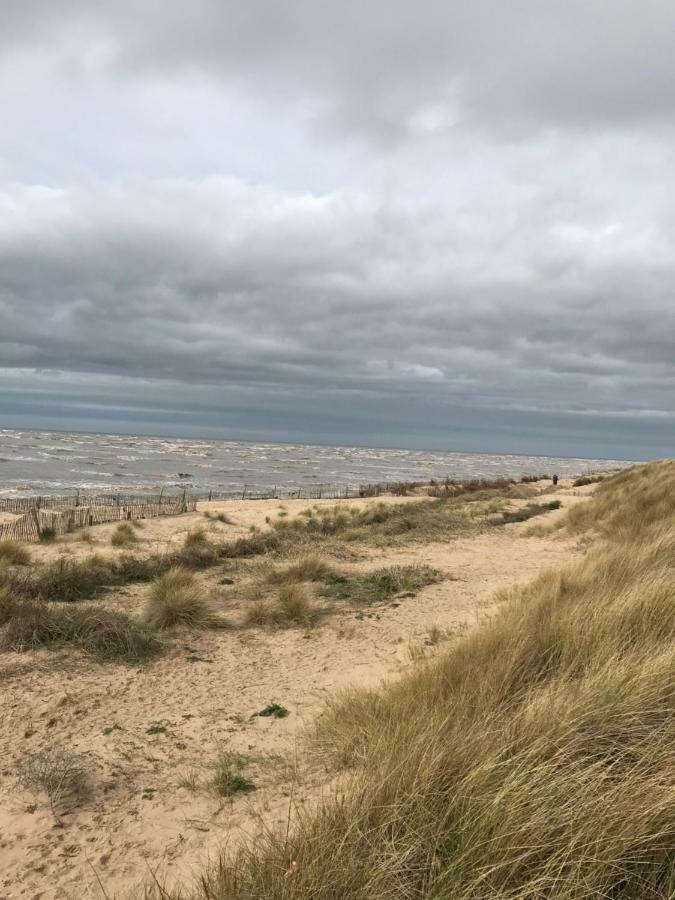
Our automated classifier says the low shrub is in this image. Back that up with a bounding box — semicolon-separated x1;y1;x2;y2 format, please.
19;748;88;820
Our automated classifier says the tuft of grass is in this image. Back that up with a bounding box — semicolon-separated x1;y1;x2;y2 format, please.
277;581;314;624
78;529;94;544
39;527;56;544
269;554;335;583
243;581;315;628
242;599;277;627
0;540;31;566
110;522;138;548
0;598;159;662
184;527;209;548
322;564;442;605
212;754;257;798
204;511;233;524
143;567;221;629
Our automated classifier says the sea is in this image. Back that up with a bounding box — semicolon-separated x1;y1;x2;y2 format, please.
0;428;633;499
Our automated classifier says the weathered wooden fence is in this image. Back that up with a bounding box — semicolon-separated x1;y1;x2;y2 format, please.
0;494;196;543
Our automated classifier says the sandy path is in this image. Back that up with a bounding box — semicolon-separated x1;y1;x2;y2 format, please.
0;483;592;899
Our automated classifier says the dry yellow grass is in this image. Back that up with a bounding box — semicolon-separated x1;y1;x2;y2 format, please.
143;567;219;629
0;540;31;566
243;580;315;628
187;462;675;900
110;522;138;548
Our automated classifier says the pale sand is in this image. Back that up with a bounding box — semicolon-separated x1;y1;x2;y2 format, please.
0;482;594;898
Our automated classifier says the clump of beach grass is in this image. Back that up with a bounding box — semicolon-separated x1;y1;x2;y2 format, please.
0;540;31;566
110;522;138;548
243;581;315;628
0;597;159;662
269;554;335;584
143;567;220;629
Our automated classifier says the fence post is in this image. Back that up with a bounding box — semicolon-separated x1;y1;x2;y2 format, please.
30;507;42;541
242;485;247;500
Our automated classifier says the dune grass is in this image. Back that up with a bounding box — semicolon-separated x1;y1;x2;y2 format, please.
0;540;31;566
110;522;138;548
143;567;220;629
244;580;316;628
0;594;158;662
0;494;494;606
185;462;675;900
268;554;336;583
321;564;442;605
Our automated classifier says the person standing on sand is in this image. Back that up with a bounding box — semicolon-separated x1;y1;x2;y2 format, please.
552;474;559;485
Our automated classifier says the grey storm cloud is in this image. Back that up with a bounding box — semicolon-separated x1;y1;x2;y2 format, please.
1;0;675;456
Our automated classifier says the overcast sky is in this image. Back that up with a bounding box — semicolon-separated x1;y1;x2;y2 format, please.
2;1;675;458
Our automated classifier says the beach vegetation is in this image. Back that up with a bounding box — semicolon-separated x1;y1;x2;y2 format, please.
110;522;138;548
0;540;31;566
0;597;159;661
187;462;675;900
143;566;221;629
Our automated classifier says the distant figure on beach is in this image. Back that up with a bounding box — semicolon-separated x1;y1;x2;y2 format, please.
552;474;559;486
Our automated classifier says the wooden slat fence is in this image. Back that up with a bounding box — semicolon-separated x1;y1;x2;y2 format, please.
0;495;196;543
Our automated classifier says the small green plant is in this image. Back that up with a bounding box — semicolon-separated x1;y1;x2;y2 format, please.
212;755;257;798
39;527;57;544
145;725;167;735
110;522;137;548
102;724;122;735
255;703;289;719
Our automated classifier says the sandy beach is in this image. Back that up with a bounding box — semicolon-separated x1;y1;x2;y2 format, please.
0;479;595;898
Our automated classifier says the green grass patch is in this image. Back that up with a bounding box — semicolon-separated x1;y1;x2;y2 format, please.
321;564;442;605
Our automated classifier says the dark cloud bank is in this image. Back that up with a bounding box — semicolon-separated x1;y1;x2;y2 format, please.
2;1;675;458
